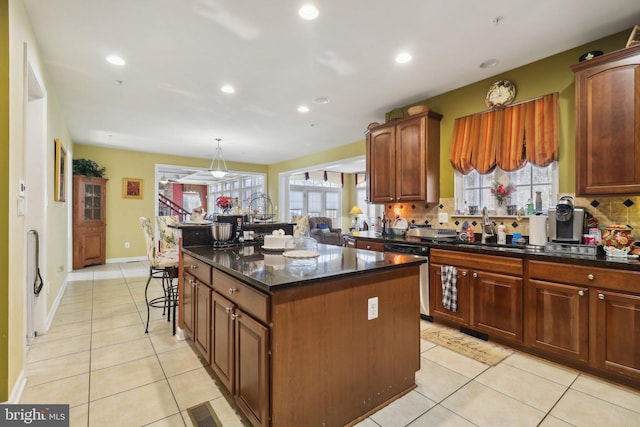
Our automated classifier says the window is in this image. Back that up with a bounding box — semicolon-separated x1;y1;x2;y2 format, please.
209;174;265;212
455;162;558;214
288;171;342;226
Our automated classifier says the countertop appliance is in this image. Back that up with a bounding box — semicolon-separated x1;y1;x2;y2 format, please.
548;196;585;243
383;241;431;320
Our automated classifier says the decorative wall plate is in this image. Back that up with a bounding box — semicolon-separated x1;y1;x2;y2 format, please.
485;80;516;109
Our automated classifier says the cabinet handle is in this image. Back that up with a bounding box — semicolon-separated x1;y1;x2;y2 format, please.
187;279;196;286
578;290;585;296
461;271;467;277
225;307;233;313
188;264;198;269
587;273;594;280
229;288;237;294
598;293;605;300
472;272;478;278
231;313;238;321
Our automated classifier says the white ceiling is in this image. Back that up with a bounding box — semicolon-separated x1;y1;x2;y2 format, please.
23;0;640;171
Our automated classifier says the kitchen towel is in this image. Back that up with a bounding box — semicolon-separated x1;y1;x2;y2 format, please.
441;265;458;312
529;215;548;246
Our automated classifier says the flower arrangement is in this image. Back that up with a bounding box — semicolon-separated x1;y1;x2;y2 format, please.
491;182;515;205
216;196;234;211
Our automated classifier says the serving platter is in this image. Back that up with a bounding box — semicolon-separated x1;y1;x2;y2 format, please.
282;250;320;259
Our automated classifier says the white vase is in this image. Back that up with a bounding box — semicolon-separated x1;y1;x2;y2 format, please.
496;204;508;216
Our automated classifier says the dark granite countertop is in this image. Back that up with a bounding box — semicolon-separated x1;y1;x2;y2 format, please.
348;231;640;272
183;243;427;293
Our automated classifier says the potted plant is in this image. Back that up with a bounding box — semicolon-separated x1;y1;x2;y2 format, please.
72;159;106;178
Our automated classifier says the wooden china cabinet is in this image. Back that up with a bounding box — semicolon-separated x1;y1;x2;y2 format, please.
73;175;108;269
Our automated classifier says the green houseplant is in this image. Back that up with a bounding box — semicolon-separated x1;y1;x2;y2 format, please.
72;158;106;178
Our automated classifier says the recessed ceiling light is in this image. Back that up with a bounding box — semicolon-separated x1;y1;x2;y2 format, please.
297;105;310;113
106;55;125;66
480;59;499;69
220;85;235;94
395;52;412;64
313;97;329;105
299;4;319;20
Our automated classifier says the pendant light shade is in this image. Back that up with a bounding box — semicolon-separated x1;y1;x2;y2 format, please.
209;138;228;178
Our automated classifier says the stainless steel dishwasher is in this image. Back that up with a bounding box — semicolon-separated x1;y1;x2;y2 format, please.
383;242;431;320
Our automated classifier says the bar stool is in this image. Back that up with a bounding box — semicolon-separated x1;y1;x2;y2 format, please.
140;217;179;334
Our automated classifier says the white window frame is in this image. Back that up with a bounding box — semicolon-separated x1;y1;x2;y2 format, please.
454;162;559;214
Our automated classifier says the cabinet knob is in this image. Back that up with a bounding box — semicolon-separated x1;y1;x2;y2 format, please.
578;290;585;296
225;307;233;313
366;245;371;249
389;197;394;201
461;271;467;277
472;272;478;278
598;293;605;300
231;313;238;321
587;273;594;280
188;264;198;269
229;288;237;294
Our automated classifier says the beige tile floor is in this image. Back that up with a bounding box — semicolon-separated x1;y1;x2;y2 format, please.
20;261;640;427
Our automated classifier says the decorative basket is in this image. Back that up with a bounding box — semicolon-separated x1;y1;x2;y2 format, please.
407;105;429;115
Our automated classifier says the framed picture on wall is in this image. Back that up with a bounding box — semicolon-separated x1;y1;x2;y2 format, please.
54;138;67;202
627;25;640;48
122;177;143;199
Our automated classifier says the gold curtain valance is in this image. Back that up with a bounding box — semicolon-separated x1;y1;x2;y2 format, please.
450;92;559;174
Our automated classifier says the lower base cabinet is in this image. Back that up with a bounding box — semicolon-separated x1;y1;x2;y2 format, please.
595;289;640;378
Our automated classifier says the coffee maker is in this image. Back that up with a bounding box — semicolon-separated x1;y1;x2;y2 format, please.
548;196;585;243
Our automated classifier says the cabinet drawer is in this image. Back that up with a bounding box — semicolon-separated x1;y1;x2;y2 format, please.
430;249;523;276
212;269;269;323
529;260;640;293
356;240;384;252
183;254;212;286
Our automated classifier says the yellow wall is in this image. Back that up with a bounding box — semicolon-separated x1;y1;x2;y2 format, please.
1;0;10;401
73;144;268;260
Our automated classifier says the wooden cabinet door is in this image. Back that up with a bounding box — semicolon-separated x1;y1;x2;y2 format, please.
573;46;640;195
182;273;196;338
594;289;640;379
194;282;212;362
429;263;470;326
355;239;384;252
235;309;270;427
471;271;523;342
211;292;235;393
526;279;589;362
395;116;426;201
367;125;396;203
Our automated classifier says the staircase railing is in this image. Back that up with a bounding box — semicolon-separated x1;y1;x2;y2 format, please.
159;194;191;221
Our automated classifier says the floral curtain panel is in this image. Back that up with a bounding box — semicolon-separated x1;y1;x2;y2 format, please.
450;92;559;174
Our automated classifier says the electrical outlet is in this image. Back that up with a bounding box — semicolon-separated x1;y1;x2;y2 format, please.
368;297;378;320
124;242;130;249
438;212;448;223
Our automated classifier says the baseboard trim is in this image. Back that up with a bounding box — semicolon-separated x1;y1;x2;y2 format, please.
107;256;147;264
5;370;27;404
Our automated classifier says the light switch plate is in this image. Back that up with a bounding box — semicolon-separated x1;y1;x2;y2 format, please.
368;297;378;320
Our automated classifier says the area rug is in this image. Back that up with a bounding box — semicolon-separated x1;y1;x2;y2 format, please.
187;401;222;427
420;324;512;366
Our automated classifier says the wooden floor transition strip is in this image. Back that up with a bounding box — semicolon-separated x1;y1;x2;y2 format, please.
187;401;222;427
420;324;512;366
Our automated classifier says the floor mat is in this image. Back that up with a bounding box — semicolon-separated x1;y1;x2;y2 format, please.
421;324;512;366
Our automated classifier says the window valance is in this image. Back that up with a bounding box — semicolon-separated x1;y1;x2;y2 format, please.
450;92;559;175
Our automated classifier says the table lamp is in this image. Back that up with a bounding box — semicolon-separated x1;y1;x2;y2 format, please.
349;205;363;230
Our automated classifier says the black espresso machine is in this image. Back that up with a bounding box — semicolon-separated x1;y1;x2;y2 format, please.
548;196;586;243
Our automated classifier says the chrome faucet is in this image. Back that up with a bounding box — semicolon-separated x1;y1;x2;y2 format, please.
481;206;494;244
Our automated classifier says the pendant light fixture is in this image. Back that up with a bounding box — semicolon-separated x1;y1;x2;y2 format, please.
209;138;228;178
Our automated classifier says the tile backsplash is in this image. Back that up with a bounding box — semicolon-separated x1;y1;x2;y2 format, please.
383;195;640;242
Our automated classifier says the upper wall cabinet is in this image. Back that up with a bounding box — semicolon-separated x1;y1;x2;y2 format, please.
571;44;640;196
365;111;442;204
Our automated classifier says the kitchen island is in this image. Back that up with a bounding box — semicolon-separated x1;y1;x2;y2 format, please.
180;242;426;427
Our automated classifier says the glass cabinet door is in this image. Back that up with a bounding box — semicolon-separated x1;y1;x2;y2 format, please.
84;183;102;221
